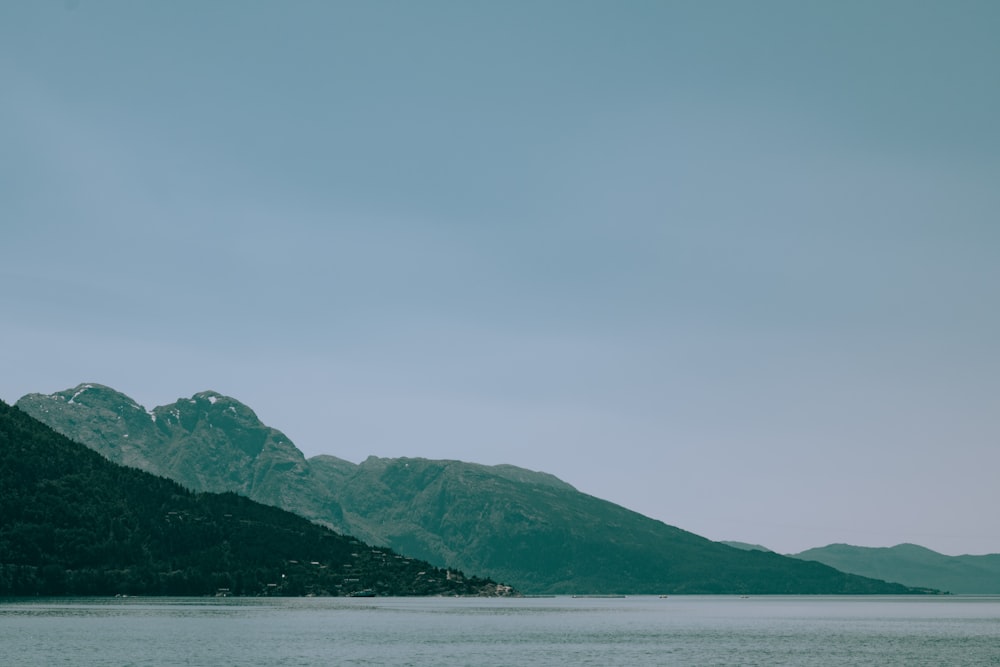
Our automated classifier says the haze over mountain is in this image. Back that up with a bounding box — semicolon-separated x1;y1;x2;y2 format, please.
720;541;773;553
789;543;1000;595
0;399;506;597
17;384;934;595
721;539;1000;594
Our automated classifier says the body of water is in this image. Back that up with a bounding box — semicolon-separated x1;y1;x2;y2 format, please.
2;595;998;666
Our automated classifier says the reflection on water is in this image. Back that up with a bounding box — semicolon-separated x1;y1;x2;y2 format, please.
2;596;999;666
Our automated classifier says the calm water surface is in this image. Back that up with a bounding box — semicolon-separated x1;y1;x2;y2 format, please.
2;595;999;666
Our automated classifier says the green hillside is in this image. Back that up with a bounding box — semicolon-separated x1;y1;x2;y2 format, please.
311;455;931;594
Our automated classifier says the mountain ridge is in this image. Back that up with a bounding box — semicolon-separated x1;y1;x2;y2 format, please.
18;383;341;524
17;384;937;595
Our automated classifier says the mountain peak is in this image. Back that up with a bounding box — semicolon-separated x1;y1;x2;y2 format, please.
172;390;260;420
18;384;309;498
44;382;144;412
193;390;225;404
16;383;158;473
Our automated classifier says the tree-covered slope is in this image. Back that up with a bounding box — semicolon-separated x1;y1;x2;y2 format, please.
791;543;1000;594
18;385;935;595
0;400;507;597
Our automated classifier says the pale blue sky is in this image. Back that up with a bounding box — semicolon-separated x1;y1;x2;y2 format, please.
2;1;999;555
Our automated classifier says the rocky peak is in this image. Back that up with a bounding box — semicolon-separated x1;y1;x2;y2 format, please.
45;382;145;414
154;391;284;460
20;384;315;509
16;383;159;473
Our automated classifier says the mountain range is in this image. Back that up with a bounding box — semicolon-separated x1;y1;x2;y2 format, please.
0;399;506;597
16;383;936;595
723;540;1000;594
788;543;1000;594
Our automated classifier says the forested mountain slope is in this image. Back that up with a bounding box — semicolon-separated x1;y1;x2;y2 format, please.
0;400;506;597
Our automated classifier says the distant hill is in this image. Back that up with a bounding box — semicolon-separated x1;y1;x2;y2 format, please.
791;543;1000;594
0;400;507;597
18;384;936;595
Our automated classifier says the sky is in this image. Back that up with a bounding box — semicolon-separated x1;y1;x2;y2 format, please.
2;0;998;556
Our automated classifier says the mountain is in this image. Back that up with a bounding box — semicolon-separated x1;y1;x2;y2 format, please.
17;384;935;595
309;455;930;594
16;384;337;519
0;399;508;597
790;543;1000;594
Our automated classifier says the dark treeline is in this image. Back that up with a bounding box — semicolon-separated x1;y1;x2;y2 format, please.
0;401;507;597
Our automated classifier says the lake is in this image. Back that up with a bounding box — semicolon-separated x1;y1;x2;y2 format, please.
2;595;998;666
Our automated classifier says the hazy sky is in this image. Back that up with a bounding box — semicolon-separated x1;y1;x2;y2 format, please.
3;1;998;556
